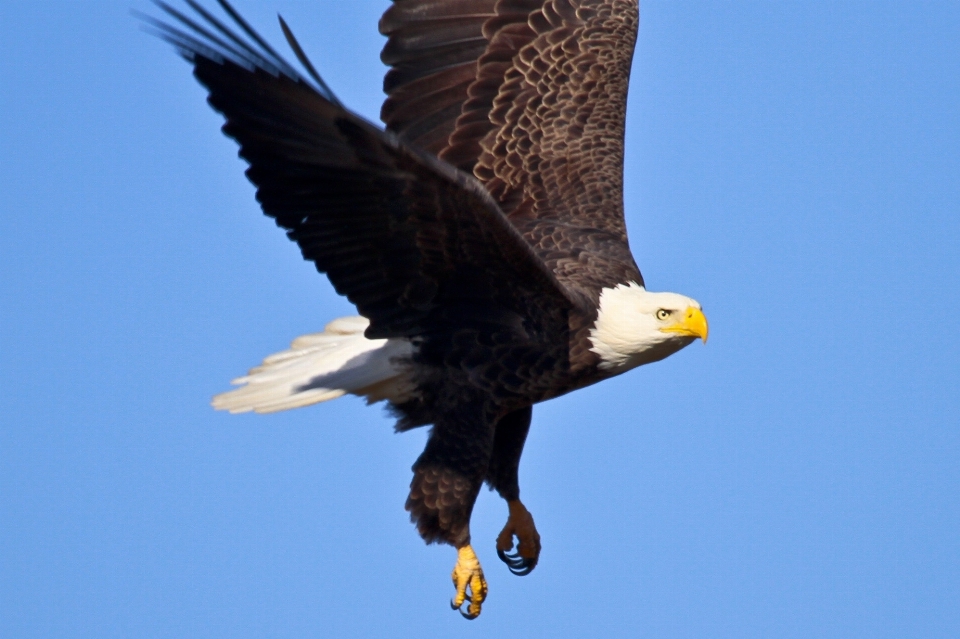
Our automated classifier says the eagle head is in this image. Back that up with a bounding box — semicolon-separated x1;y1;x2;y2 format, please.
589;282;708;373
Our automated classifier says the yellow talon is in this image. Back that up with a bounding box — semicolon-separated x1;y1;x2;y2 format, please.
451;545;487;619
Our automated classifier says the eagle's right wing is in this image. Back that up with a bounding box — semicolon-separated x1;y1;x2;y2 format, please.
380;0;644;303
147;2;583;340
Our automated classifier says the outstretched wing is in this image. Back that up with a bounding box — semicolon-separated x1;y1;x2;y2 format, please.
145;1;583;340
379;0;643;302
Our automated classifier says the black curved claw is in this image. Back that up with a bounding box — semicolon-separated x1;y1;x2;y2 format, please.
497;548;538;576
450;598;479;620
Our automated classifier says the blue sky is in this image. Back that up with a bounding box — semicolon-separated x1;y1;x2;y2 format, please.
1;1;958;637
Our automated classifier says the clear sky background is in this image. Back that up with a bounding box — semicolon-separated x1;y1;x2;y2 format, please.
1;1;958;637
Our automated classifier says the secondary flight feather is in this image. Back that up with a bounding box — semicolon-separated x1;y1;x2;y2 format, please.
144;0;707;619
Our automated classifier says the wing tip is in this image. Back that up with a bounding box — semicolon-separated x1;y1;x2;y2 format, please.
138;0;341;104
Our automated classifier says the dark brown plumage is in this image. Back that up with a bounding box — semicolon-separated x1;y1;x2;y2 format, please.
146;0;707;619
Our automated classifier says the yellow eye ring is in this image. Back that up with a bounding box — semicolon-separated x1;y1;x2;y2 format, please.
656;309;672;320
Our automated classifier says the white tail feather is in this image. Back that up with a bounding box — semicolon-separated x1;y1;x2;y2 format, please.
212;316;415;414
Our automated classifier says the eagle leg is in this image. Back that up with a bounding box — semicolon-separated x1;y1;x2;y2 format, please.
485;406;541;575
450;544;488;619
406;402;497;617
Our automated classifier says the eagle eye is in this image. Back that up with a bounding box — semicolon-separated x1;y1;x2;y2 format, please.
656;309;672;320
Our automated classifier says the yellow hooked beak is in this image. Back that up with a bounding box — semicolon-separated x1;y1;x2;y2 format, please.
660;307;709;343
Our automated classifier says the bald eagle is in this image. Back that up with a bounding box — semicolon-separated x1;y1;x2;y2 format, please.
145;0;707;619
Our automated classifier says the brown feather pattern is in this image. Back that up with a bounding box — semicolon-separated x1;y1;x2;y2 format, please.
380;0;643;304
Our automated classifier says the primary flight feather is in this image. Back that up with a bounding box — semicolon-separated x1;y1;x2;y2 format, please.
145;0;707;619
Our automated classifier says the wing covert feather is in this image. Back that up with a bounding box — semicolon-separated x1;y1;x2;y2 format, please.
478;0;644;297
